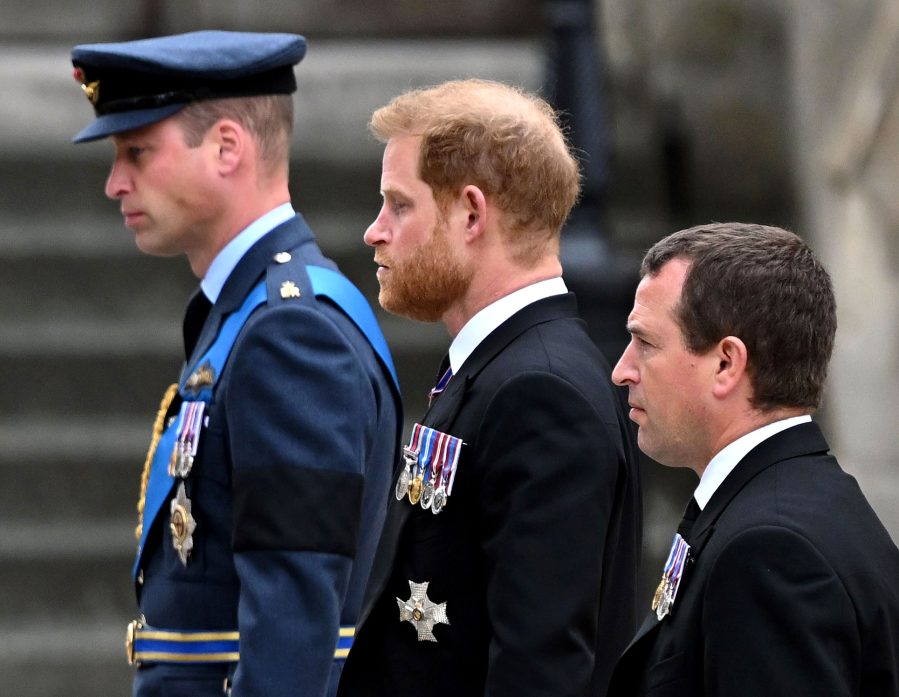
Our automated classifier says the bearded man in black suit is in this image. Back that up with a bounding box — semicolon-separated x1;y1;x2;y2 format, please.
337;79;643;697
608;222;899;696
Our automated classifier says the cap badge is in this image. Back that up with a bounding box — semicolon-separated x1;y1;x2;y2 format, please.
397;581;449;642
81;80;100;105
280;281;301;299
72;67;100;104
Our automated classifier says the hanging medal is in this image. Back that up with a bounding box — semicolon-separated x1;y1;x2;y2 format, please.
430;434;461;514
166;400;205;567
399;423;464;512
408;427;438;505
168;400;206;478
420;432;448;510
396;423;424;501
652;532;691;620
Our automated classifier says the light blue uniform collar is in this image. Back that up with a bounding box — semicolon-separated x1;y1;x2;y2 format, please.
201;203;296;303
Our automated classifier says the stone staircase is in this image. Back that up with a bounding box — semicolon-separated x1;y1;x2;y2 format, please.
0;180;193;691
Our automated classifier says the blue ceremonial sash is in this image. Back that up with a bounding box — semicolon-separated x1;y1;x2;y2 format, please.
135;266;398;577
306;265;399;391
135;283;267;575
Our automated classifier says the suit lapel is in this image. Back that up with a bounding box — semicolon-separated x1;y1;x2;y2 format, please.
628;611;662;651
608;610;664;693
689;421;830;552
451;293;580;384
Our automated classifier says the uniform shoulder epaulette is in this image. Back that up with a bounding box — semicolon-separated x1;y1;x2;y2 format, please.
262;249;399;391
263;250;318;306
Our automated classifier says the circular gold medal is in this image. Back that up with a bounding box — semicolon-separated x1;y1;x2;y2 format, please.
170;506;188;542
408;474;423;505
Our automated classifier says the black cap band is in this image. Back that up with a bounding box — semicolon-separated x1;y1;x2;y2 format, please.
79;64;299;116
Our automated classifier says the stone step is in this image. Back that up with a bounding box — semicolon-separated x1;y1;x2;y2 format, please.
0;418;148;524
1;39;542;163
0;346;180;418
0;522;134;561
0;622;131;697
0;255;194;324
0;318;180;356
0;522;134;625
3;1;542;42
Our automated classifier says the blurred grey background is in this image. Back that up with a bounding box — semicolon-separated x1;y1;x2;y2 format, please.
0;0;896;694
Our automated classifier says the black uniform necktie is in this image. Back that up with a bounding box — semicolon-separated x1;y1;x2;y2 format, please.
183;291;212;359
676;497;701;542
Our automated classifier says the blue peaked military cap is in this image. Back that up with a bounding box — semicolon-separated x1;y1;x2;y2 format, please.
71;30;307;143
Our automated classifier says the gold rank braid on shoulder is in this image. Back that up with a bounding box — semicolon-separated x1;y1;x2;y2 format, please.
135;383;180;541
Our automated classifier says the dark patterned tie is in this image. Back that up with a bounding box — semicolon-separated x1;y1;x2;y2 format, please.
182;290;212;359
676;497;701;542
427;356;453;406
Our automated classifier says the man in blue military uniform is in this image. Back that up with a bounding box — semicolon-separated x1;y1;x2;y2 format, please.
70;30;402;697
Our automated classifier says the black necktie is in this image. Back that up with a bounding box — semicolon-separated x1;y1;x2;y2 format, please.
677;497;701;541
183;290;212;359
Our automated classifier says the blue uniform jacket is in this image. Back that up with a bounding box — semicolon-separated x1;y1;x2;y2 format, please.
133;215;401;697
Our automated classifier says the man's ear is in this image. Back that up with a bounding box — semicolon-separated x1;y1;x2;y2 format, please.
210;119;244;175
460;184;488;243
711;335;749;399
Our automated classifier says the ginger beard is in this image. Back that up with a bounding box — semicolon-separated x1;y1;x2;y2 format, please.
375;220;472;322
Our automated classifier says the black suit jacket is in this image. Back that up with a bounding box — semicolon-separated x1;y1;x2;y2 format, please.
338;293;643;697
608;421;899;697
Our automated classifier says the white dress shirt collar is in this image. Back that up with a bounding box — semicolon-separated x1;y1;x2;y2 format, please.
200;203;295;303
448;277;568;374
694;414;813;509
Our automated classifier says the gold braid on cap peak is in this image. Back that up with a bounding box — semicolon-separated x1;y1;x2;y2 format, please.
135;383;179;541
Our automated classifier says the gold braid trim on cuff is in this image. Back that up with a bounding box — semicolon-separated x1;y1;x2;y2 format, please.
135;383;180;541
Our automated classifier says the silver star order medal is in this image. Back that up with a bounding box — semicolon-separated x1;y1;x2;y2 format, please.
170;482;197;566
397;581;449;642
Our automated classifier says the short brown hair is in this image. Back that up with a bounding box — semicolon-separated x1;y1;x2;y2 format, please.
370;79;581;265
642;222;837;411
175;94;293;175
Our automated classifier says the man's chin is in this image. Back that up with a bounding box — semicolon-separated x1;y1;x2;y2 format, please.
133;235;180;259
378;290;443;323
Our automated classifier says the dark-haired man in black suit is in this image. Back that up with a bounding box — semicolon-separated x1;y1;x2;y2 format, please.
608;222;899;696
337;79;642;697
